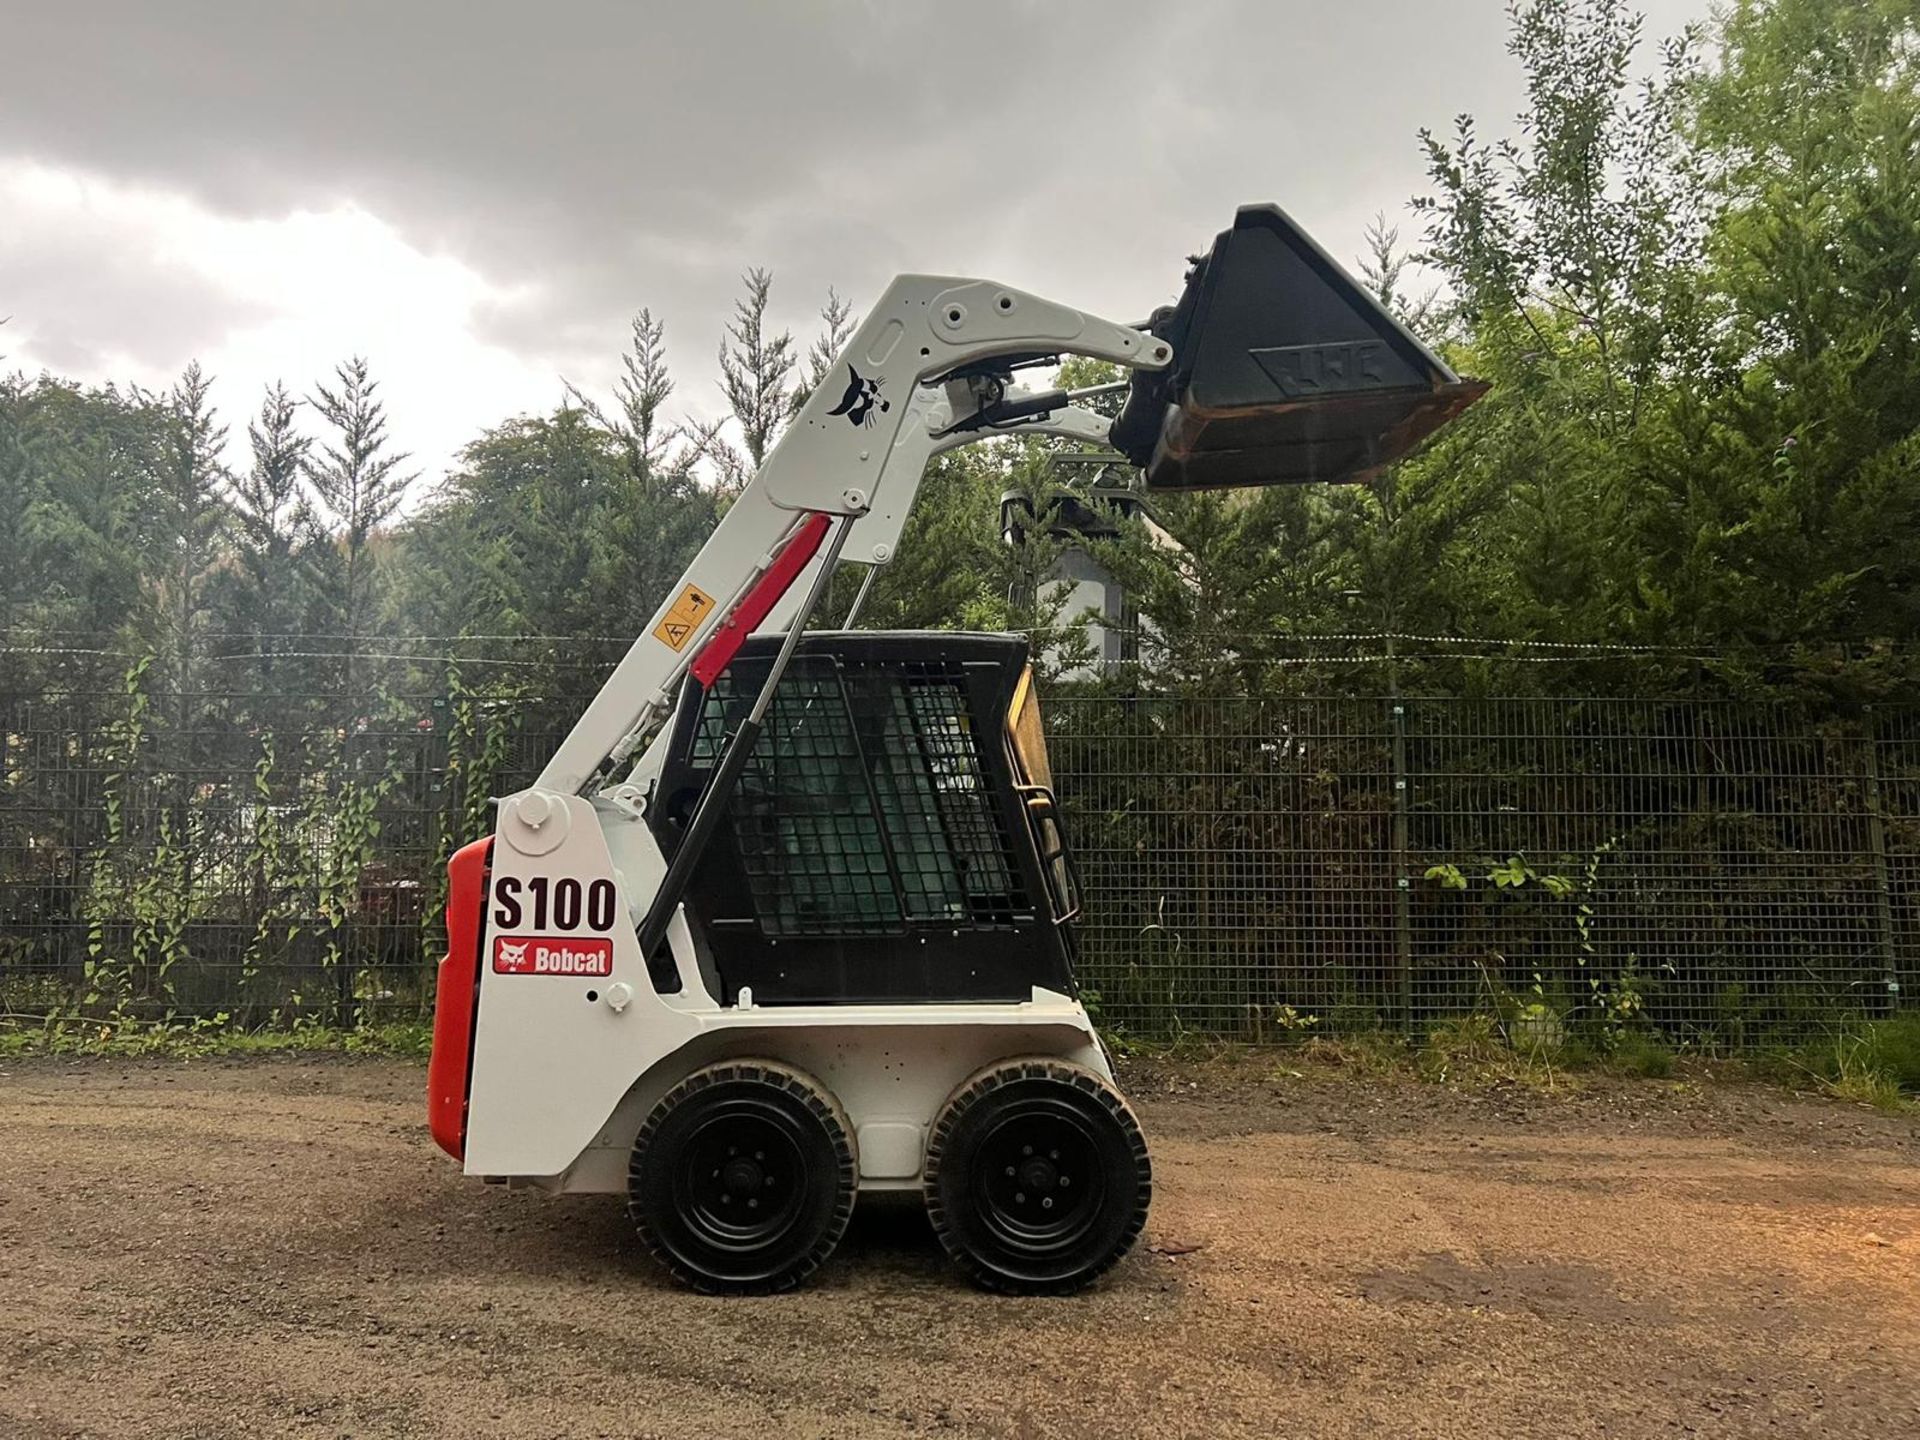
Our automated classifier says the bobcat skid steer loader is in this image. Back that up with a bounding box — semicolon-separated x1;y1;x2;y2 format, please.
426;205;1483;1293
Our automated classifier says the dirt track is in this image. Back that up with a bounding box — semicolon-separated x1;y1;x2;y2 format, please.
1;1055;1916;1440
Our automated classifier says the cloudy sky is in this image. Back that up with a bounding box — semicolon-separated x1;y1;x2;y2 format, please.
3;0;1714;478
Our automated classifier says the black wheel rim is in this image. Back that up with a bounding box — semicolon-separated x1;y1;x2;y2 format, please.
669;1095;813;1254
968;1099;1108;1256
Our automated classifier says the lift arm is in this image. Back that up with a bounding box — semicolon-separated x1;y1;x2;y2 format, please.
534;274;1170;798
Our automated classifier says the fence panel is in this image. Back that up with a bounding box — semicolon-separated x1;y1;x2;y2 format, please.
1045;695;1398;1037
1;686;1914;1043
1397;699;1896;1045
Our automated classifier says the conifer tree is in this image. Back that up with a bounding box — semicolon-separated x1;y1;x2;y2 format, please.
716;268;797;484
211;382;321;700
307;357;412;688
152;362;228;697
792;287;857;415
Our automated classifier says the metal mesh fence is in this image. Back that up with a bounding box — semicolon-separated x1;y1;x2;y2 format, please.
1049;696;1917;1042
2;684;1914;1043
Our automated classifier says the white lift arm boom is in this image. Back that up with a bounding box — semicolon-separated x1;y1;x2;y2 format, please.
534;273;1167;798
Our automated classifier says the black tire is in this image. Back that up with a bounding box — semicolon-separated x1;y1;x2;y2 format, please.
628;1059;856;1294
923;1057;1150;1294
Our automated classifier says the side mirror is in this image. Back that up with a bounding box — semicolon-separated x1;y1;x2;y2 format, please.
1111;205;1487;490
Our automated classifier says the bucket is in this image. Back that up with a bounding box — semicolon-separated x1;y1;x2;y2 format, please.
1111;205;1487;489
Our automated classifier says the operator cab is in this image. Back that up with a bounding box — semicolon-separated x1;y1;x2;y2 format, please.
648;631;1079;1006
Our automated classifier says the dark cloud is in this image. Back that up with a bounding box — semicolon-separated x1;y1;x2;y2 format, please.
4;0;1716;439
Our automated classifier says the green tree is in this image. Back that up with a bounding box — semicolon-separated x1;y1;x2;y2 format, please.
209;382;322;707
148;362;229;698
1668;0;1920;680
576;310;722;647
307;357;412;689
414;409;623;651
714;268;797;487
792;287;857;414
1409;0;1705;665
0;378;162;692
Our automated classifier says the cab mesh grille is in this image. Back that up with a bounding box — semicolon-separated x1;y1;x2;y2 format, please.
693;660;1030;937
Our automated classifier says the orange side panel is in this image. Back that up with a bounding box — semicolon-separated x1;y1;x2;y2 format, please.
427;837;493;1160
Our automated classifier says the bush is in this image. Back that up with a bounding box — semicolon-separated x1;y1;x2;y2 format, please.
1608;1032;1674;1079
1862;1013;1920;1094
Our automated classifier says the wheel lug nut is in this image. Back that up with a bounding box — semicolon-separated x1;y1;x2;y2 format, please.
1015;1192;1026;1204
1022;1146;1032;1156
748;1198;759;1209
1049;1150;1059;1161
1005;1166;1016;1178
1042;1197;1054;1210
1060;1175;1071;1187
764;1176;775;1187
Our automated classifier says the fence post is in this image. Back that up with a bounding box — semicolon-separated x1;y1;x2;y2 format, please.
1391;699;1413;1036
1863;705;1900;1012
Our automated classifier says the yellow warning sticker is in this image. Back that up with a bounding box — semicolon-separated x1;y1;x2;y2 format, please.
653;583;716;651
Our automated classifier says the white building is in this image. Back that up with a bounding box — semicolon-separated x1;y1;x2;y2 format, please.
998;485;1183;679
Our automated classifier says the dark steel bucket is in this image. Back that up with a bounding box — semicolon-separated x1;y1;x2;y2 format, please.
1112;205;1487;490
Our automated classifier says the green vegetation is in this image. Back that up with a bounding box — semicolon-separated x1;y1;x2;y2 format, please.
0;1016;433;1060
1749;1010;1920;1110
0;1005;1909;1118
1118;1013;1913;1112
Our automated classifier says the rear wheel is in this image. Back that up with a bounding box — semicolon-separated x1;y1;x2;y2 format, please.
923;1057;1150;1294
628;1060;856;1294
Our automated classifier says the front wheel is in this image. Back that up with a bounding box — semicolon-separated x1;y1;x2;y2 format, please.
923;1057;1150;1294
628;1060;856;1294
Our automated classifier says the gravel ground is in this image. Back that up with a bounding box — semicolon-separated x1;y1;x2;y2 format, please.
1;1053;1916;1439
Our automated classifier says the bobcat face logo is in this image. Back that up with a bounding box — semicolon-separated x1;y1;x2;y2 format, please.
827;365;889;428
496;939;528;968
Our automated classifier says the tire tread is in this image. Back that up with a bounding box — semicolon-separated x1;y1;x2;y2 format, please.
628;1058;856;1294
922;1057;1150;1295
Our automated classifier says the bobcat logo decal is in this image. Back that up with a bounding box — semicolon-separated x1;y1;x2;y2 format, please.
492;934;613;976
826;365;890;428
